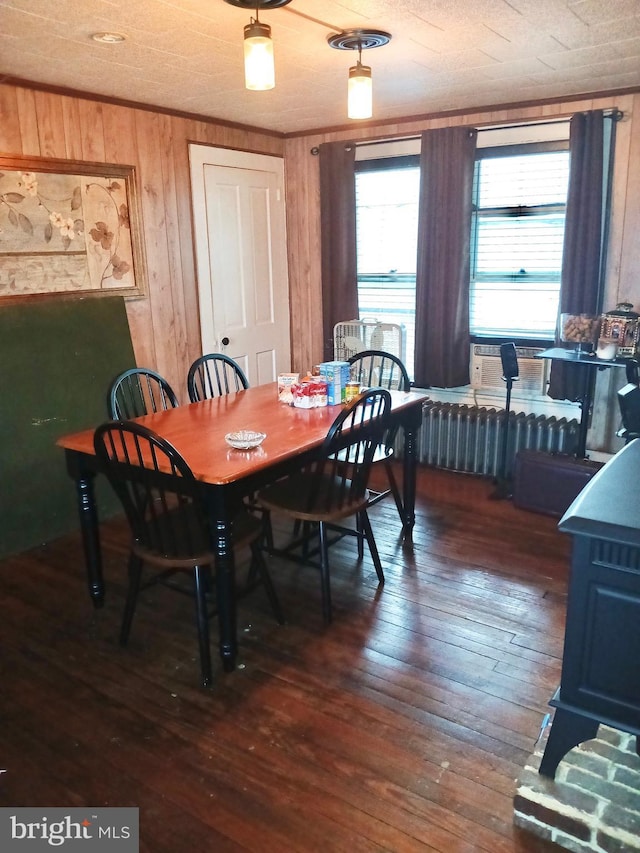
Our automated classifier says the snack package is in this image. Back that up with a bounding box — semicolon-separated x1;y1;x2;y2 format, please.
278;373;300;403
291;379;328;408
318;361;350;405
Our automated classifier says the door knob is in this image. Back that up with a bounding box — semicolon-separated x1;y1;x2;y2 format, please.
221;337;230;346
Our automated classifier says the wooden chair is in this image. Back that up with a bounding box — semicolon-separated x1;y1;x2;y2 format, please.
94;420;284;687
108;367;179;419
187;353;249;402
257;388;392;624
617;360;640;445
187;351;273;541
348;350;411;521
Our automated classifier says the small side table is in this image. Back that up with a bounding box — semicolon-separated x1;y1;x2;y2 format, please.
536;347;632;459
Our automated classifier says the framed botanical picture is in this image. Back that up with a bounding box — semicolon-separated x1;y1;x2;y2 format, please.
0;155;147;301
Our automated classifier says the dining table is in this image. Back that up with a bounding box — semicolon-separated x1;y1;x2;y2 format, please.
57;381;428;673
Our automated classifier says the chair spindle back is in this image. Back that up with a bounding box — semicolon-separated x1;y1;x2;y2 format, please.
187;354;249;402
301;387;391;515
109;368;179;420
94;421;209;562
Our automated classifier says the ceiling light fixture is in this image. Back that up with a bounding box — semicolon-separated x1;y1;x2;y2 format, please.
224;0;292;91
91;32;127;44
328;29;391;120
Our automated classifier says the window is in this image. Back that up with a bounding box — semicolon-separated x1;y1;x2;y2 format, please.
353;127;573;382
355;157;419;378
470;143;570;339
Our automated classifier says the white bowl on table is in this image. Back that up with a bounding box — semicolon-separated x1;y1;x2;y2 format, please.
225;430;266;450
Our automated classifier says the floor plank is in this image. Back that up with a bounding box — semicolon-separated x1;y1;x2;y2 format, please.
0;466;569;851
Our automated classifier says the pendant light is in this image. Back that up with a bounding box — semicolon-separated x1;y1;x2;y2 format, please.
224;0;292;92
348;46;372;120
328;29;391;121
244;12;273;90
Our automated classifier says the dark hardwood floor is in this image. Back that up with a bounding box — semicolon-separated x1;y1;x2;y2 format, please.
0;466;571;852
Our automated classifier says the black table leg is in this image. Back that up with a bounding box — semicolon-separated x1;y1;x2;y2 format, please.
401;406;422;543
574;363;597;459
208;490;237;672
67;452;104;608
576;377;594;459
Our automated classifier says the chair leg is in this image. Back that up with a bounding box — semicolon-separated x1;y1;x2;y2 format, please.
120;553;143;646
302;520;312;559
361;511;385;586
250;542;285;625
318;522;333;624
356;514;364;560
261;507;274;553
384;457;405;521
246;555;259;586
193;565;213;688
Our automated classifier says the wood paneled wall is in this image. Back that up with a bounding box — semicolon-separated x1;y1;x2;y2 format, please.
0;83;283;401
1;82;638;451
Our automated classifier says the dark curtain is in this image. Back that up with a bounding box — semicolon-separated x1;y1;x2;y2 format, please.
319;141;358;362
414;126;478;388
547;110;605;401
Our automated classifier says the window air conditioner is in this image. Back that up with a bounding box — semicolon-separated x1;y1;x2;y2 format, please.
470;344;548;393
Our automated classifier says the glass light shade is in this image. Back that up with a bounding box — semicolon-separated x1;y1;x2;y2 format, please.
244;21;275;91
348;62;372;119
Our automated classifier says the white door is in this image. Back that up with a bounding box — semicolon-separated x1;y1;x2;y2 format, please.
189;145;291;385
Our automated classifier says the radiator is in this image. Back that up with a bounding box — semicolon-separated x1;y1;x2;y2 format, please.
413;401;580;478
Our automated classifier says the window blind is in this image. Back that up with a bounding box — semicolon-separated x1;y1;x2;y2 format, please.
470;148;570;338
354;166;419;377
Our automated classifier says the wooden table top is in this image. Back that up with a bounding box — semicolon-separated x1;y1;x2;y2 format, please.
57;382;428;486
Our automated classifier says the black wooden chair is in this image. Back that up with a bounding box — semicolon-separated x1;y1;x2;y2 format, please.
94;420;284;687
187;351;273;540
187;353;249;402
108;367;179;419
257;388;391;624
617;360;640;445
347;350;411;521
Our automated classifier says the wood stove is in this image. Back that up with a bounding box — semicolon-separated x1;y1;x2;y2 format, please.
539;439;640;778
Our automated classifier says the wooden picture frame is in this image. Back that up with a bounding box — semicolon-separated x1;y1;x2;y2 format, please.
0;155;147;302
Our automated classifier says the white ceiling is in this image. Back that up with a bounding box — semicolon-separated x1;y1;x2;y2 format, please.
1;0;639;135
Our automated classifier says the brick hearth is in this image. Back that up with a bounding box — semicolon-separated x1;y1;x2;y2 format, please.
514;722;640;851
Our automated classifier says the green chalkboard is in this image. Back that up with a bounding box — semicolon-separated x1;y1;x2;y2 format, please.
0;296;137;558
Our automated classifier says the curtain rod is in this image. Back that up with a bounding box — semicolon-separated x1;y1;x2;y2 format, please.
480;109;622;132
349;118;570;142
355;136;420;147
310;109;623;154
310;135;418;154
479;117;570;132
360;109;623;140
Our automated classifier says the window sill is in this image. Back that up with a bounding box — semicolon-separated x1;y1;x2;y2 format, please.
417;383;580;421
